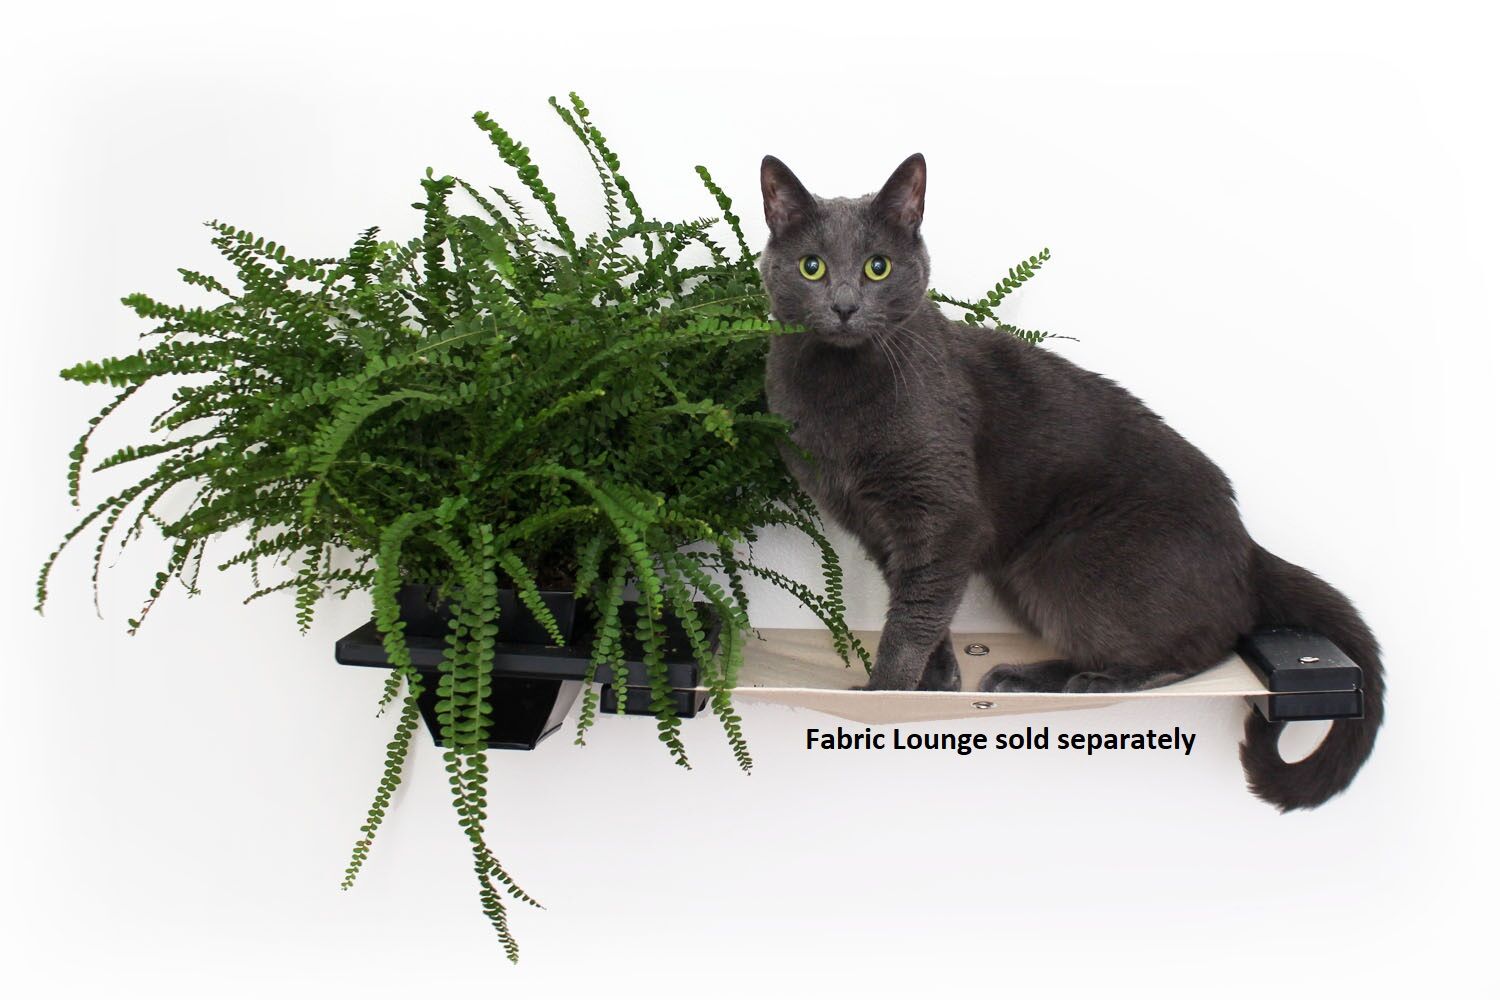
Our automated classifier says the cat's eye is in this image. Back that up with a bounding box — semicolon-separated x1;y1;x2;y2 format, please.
798;255;826;280
864;255;892;281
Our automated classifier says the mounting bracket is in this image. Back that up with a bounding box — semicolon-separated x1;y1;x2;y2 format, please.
1236;627;1365;723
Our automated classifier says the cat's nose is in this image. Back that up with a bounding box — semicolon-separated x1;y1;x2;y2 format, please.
831;303;859;323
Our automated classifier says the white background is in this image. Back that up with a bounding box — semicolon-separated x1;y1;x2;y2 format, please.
4;2;1497;996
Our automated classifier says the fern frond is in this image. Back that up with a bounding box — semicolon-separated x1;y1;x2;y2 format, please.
41;93;1057;959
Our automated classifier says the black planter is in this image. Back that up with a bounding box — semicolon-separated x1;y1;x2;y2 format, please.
395;582;588;648
335;583;717;751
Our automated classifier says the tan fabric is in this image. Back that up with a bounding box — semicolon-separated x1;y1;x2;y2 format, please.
731;629;1264;724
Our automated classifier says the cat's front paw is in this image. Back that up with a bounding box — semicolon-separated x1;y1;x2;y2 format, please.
916;667;962;692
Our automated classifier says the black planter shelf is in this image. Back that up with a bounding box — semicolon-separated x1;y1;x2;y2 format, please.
335;599;717;750
337;617;1360;750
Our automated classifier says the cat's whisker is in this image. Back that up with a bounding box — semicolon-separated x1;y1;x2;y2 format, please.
879;329;926;391
870;328;907;396
876;328;906;395
894;323;945;370
878;327;922;395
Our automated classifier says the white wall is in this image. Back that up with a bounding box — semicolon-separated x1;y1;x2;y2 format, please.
4;2;1497;996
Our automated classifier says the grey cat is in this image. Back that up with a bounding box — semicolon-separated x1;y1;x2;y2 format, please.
758;153;1383;810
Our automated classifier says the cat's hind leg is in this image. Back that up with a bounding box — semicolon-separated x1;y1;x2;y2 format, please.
984;493;1252;695
978;659;1076;693
1058;664;1189;692
978;660;1187;693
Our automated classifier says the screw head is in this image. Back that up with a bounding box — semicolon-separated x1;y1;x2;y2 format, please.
971;700;995;710
1298;655;1320;664
964;643;990;656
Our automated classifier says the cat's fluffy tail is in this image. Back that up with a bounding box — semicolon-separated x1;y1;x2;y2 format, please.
1241;544;1385;811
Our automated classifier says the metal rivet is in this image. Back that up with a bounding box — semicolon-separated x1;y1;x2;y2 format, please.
1298;656;1320;664
964;643;990;656
971;700;995;710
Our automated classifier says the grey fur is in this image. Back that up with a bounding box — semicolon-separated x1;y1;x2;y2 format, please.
758;154;1384;810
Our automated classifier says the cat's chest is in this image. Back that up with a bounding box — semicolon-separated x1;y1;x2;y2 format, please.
765;345;947;504
767;359;908;460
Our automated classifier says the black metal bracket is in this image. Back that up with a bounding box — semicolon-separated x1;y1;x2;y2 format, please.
1236;627;1364;723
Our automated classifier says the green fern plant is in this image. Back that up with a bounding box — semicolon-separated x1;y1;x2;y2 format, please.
36;92;1054;960
929;247;1054;342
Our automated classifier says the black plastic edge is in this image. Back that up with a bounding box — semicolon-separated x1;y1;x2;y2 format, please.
334;601;718;692
1249;689;1365;723
1236;627;1364;694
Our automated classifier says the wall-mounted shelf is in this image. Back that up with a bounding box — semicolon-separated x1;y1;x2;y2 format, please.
732;629;1261;724
336;622;1362;749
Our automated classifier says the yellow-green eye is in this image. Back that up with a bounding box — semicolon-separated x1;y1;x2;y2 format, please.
798;255;826;280
864;255;892;281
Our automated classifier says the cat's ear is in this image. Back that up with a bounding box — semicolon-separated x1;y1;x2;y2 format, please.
761;155;816;238
874;153;926;234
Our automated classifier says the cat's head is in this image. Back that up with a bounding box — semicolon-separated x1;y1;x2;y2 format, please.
758;154;931;347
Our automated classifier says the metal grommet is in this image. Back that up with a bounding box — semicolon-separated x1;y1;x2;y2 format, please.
1298;656;1320;664
971;700;995;710
964;643;990;656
